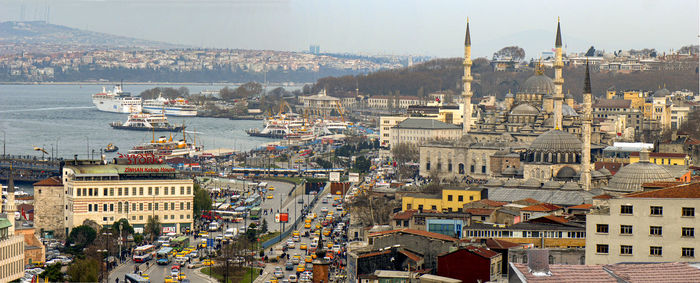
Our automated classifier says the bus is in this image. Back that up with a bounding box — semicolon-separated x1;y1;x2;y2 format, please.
170;236;190;251
215;210;244;222
124;273;150;283
244;195;262;208
133;245;156;263
156;247;174;265
249;207;262;220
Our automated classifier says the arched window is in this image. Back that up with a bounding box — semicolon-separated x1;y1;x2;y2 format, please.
549;255;555;264
458;164;465;174
522;254;528;263
118;202;122;213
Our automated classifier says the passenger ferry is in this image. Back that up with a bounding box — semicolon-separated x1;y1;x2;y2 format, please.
110;112;185;132
142;95;198;117
129;132;202;159
92;84;142;113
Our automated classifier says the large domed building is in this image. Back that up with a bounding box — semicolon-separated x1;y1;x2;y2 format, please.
605;148;675;194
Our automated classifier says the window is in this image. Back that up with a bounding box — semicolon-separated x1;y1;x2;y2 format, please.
148;187;152;195
418;205;423;211
682;248;695;258
132;187;136;196
620;225;633;235
103;188;108;196
186;202;191;210
148;203;152;211
139;203;144;211
469;196;474;200
621;205;633;214
620;245;633;255
431;205;437;210
470;165;475;173
447;195;453;201
650;206;663;216
88;204;92;212
109;188;114;196
109;204;114;212
406;204;412;210
103;204;107;212
650;226;662;236
650;246;662;256
548;255;554;264
596;224;609;234
448;163;452;172
180;187;185;195
155;203;159;211
164;203;169;211
180;202;184;210
164;188;169;195
171;187;175;195
682;227;694;237
682;207;695;217
155;187;159;195
523;213;531;221
426;162;431;171
171;203;175;210
458;196;463;202
481;165;486;173
596;244;609;254
118;188;122;196
132;203;137;212
139;187;143;195
77;189;81;196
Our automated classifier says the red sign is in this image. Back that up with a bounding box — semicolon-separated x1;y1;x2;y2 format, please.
123;167;176;173
117;153;164;165
275;213;289;223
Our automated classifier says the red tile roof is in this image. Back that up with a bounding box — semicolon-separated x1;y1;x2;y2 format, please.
567;204;593;210
512;263;616;283
399;250;423;262
603;262;700;282
593;194;613;200
516;198;542;205
484;238;522;249
594;162;627;175
521;203;561;212
529;215;569;225
464;208;495;216
392;210;418;220
477;199;507;207
438;245;500;259
629;152;687;158
624;182;700;198
33;176;62;186
368;228;458;242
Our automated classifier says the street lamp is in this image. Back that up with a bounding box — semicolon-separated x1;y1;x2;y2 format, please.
98;231;113;283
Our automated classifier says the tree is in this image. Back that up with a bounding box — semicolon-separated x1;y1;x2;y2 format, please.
39;263;64;282
493;46;525;61
391;143;419;164
145;216;162;241
66;258;100;282
112;218;134;236
585;46;596;57
67;225;97;252
353;156;371;173
193;182;212;217
261;218;269;234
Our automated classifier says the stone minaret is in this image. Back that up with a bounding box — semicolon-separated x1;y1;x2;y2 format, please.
462;18;473;134
5;164;16;234
553;18;564;129
581;60;593;191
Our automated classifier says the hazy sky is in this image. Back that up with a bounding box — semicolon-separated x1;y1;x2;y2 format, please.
1;0;698;58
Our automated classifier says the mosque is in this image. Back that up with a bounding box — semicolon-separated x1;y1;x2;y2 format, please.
418;19;672;197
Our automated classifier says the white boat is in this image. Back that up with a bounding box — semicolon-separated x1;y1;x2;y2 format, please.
110;112;185;132
129;133;202;159
142;95;197;117
92;84;142;113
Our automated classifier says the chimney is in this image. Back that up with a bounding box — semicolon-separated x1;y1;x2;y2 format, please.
639;148;651;163
527;249;551;276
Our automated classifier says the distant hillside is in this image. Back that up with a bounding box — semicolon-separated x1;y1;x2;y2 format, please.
0;21;183;55
311;57;699;101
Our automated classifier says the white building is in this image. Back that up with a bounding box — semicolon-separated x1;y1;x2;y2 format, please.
586;182;699;264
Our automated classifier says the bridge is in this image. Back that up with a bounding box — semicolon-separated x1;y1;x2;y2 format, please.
0;156;61;182
228;167;344;177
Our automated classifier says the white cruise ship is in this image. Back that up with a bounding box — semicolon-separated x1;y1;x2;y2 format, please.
142;95;198;117
92;85;142;113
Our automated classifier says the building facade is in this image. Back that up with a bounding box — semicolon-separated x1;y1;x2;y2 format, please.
59;160;195;235
585;183;700;264
390;119;461;148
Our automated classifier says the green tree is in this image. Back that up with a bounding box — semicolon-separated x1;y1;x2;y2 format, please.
261;218;268;234
67;225;97;253
112;218;134;236
145;216;162;241
39;263;64;282
67;258;100;282
193;182;212;217
353;156;371;173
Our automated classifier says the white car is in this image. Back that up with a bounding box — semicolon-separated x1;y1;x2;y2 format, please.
288;274;298;282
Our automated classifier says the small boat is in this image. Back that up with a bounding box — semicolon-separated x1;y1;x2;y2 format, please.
105;143;119;152
110;112;185;132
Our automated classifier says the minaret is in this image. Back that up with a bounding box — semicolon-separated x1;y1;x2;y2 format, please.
5;164;16;234
581;60;593;191
553;17;564;129
462;18;473;134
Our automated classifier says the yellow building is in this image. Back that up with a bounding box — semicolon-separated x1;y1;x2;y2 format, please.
622;91;645;111
402;188;482;212
61;160;195;235
629;152;688;165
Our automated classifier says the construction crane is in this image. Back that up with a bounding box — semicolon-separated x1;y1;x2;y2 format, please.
334;100;345;123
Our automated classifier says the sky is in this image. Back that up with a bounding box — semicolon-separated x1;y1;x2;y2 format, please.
0;0;698;58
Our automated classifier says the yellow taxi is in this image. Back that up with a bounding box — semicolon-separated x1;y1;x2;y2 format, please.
311;253;317;259
164;276;176;283
327;211;334;216
323;229;331;236
177;274;187;281
309;213;317;219
268;187;275;191
315;223;321;229
326;242;333;249
304;223;311;229
305;256;313;263
292;230;300;237
333;196;341;201
267;194;274;199
297;264;305;272
198;231;209;237
202;259;215;266
300;243;307;250
141;274;149;280
304;218;312;224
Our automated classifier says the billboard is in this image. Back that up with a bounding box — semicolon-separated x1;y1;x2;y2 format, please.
330;172;341;182
275;213;289;223
349;173;360;183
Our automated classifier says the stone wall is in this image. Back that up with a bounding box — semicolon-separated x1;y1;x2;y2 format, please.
33;184;66;239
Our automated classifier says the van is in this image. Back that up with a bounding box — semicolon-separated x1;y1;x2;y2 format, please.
208;222;220;232
224;228;237;239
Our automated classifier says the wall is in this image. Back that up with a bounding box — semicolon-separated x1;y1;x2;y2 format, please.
33;184;66;239
371;233;456;271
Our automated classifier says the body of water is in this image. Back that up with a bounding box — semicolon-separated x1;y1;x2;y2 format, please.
0;84;276;160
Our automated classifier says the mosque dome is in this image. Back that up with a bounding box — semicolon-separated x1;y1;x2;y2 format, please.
561;181;582;191
556;166;578;178
562;104;579;116
597;168;612;177
519;74;555;95
528;130;582;153
542;180;562;190
509;104;540;115
653;88;671;97
606;150;675;193
521;178;542;189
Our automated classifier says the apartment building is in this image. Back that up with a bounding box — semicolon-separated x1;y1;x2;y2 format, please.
585;182;700;264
